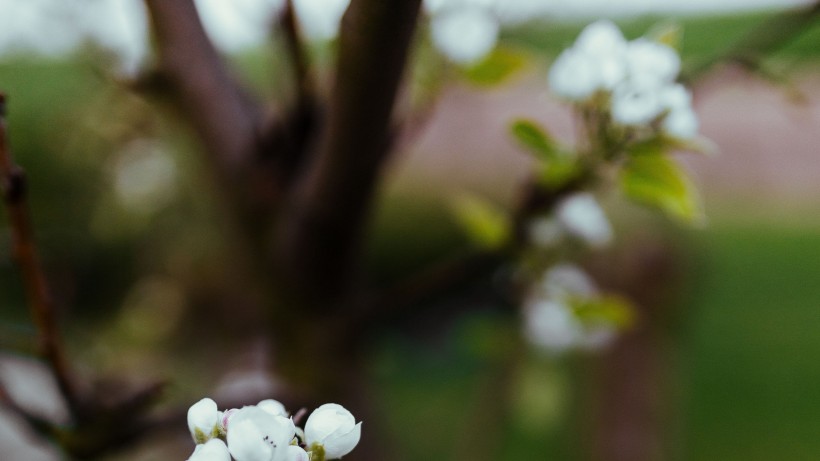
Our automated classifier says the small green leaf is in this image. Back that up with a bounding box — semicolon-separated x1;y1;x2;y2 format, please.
571;295;636;329
450;194;511;249
463;47;527;86
648;21;683;50
620;153;705;225
510;119;557;160
537;156;582;189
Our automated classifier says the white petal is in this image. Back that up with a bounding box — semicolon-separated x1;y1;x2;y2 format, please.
663;106;699;140
659;83;692;112
227;406;296;461
611;81;664;126
548;48;600;101
281;445;310;461
258;399;288;417
188;439;231;461
322;422;362;459
575;20;627;57
556;193;613;247
625;38;680;84
524;300;581;352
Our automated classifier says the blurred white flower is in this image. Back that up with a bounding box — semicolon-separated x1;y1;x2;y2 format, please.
227;406;296;461
663;105;699;139
548;48;600;100
575;20;625;52
548;20;628;100
610;81;664;126
555;193;613;247
188;398;220;444
188;439;231;461
305;403;362;459
541;263;597;299
625;38;680;85
660;84;699;139
430;7;499;64
524;300;581;353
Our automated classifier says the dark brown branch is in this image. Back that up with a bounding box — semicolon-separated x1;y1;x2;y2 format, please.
275;0;423;308
143;0;262;180
264;0;321;184
683;1;820;81
281;0;315;119
0;94;80;416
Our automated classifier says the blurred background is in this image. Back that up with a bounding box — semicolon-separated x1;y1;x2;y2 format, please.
1;0;819;459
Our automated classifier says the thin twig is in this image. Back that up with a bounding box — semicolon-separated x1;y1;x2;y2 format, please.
0;94;80;416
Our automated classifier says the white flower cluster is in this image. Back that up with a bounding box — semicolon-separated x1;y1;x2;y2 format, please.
548;20;698;140
186;398;361;461
523;264;615;353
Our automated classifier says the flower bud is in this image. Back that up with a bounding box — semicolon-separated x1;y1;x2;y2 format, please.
188;398;220;444
305;404;361;459
257;399;288;417
188;439;231;461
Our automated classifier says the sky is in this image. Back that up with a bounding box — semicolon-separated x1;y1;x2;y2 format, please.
0;0;812;73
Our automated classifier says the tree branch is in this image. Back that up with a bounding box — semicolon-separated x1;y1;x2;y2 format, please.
143;0;262;180
0;94;80;416
275;0;423;308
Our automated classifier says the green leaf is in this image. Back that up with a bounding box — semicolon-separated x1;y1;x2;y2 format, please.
510;119;557;160
620;153;705;225
450;194;511;249
463;47;527;86
536;156;582;189
571;295;636;329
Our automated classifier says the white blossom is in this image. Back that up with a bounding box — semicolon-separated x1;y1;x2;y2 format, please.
548;20;628;100
574;20;626;56
524;300;581;352
188;398;220;444
305;403;362;460
548;48;601;101
430;7;499;64
227;406;296;461
663;106;698;139
555;193;613;247
610;81;664;126
660;84;699;139
188;439;231;461
625;38;680;85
